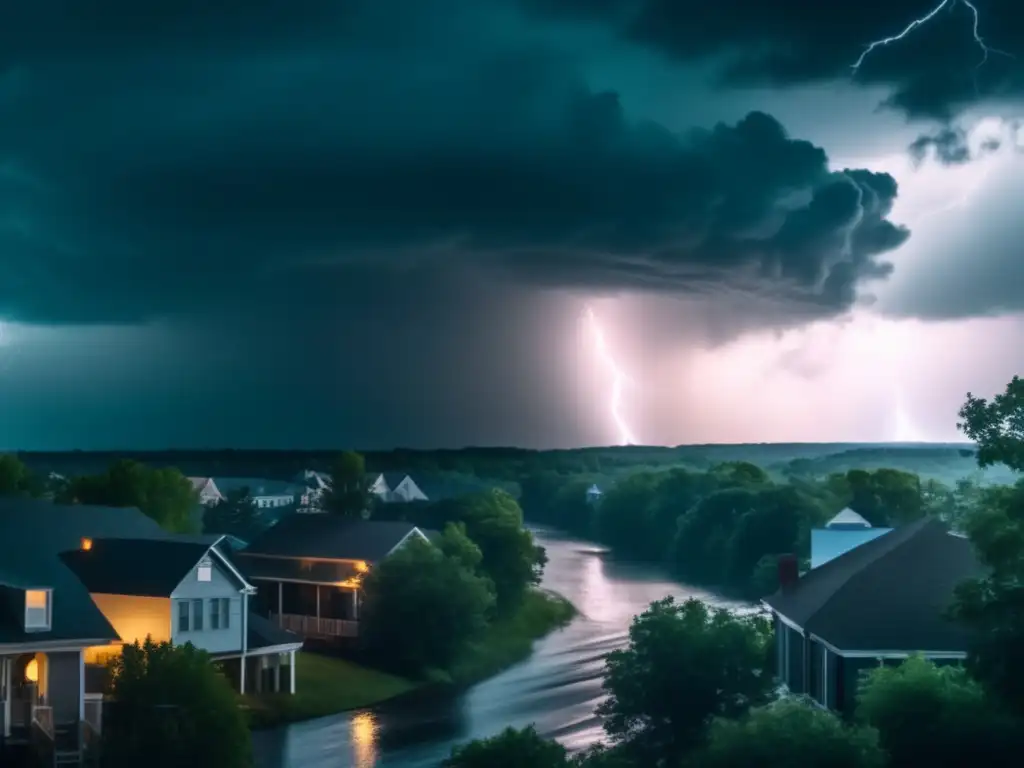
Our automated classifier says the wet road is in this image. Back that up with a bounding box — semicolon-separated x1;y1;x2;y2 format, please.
253;526;749;768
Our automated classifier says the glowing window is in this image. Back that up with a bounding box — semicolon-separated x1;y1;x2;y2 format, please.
24;589;51;631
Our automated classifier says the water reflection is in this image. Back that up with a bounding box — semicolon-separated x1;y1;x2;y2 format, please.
254;527;751;768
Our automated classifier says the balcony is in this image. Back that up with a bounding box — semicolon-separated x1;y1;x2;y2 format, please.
272;612;359;638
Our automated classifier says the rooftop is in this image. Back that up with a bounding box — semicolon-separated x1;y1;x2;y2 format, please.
243;516;422;563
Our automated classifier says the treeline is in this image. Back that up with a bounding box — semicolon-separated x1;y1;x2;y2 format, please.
521;462;981;597
442;375;1024;768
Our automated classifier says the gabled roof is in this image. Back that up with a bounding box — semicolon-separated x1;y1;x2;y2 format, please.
0;498;167;552
243;516;424;563
825;508;872;528
214;478;302;497
237;555;362;585
0;547;119;646
764;517;984;653
60;538;247;598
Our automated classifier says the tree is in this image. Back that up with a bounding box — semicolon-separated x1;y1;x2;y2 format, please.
671;488;756;584
62;460;198;533
958;375;1024;472
0;453;37;497
594;471;663;558
597;597;774;765
359;536;494;675
437;521;484;573
443;726;569;768
856;655;1024;768
430;490;546;612
321;451;374;518
202;487;266;542
692;699;885;768
102;639;250;768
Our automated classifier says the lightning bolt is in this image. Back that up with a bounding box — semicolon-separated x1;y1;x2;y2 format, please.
851;0;1013;85
584;307;639;446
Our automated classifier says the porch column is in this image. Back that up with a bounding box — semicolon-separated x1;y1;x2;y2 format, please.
255;657;263;694
79;650;85;722
315;585;321;633
273;655;281;693
239;657;246;695
278;581;283;616
3;657;11;738
351;589;358;620
289;651;296;695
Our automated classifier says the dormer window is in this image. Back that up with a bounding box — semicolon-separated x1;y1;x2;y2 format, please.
197;558;212;582
25;589;52;631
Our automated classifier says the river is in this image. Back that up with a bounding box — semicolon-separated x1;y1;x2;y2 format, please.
253;526;749;768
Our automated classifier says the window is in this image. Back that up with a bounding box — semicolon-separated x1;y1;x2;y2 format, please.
220;598;230;629
192;599;204;631
197;559;212;582
210;599;220;630
178;600;190;632
24;589;51;631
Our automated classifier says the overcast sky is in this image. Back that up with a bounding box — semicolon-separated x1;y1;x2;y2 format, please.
1;0;1023;450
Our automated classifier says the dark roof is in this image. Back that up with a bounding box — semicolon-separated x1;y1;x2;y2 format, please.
764;518;984;653
0;499;167;552
60;538;227;598
244;516;420;562
214;478;302;497
248;613;302;651
0;547;119;645
236;555;361;584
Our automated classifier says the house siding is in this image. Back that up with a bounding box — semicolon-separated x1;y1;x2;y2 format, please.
46;651;81;725
170;557;244;654
90;593;172;646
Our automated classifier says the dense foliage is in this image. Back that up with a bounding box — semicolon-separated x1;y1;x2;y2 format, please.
0;453;42;497
360;532;495;675
103;639;250;768
59;459;199;532
321;450;375;517
202;486;269;541
441;725;570;768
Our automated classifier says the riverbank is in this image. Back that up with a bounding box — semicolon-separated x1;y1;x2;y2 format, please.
247;588;576;729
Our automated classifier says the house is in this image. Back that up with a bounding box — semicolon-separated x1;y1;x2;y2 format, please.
188;477;226;507
367;472;429;503
0;541;119;764
60;536;302;696
237;517;432;640
762;517;984;714
214;478;309;512
585;484;603;504
810;508;893;569
293;470;330;508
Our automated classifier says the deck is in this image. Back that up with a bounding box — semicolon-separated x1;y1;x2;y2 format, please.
272;613;359;638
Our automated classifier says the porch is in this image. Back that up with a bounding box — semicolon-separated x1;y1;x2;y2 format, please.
1;651;103;764
262;580;361;639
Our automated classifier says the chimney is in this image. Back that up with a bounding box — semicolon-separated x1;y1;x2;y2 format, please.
777;553;799;591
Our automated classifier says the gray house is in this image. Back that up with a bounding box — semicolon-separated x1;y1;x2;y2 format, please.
238;517;431;640
762;517;983;713
60;537;302;695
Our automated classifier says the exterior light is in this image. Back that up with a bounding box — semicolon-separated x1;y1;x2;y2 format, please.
81;538;93;551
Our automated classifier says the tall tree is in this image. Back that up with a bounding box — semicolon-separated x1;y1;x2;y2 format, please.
61;460;198;533
597;597;774;765
959;375;1024;471
322;451;373;517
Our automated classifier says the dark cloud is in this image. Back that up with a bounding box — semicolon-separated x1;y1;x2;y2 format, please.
0;0;907;333
523;0;1024;121
909;125;1003;165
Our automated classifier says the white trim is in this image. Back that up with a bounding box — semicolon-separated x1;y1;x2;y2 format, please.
208;544;257;593
290;650;296;694
821;645;829;707
213;642;303;660
0;638;115;654
250;576;360;588
808;633;967;659
79;650;85;721
762;604;805;635
241;553;366;565
384;527;430;558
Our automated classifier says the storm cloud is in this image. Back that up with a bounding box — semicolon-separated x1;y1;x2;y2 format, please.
523;0;1024;121
0;0;908;331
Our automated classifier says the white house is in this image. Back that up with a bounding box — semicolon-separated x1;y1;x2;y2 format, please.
213;478;306;510
367;473;429;503
189;477;226;506
585;484;603;504
810;508;893;569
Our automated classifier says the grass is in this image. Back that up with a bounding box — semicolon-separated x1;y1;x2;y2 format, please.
447;588;577;685
245;589;577;728
244;651;420;729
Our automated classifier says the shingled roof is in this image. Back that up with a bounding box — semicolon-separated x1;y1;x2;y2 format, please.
61;538;242;598
243;516;424;562
764;517;985;653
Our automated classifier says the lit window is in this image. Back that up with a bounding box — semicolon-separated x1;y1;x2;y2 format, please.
197;560;212;582
24;589;51;631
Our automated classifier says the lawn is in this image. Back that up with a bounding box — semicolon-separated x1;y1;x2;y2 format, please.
245;651;420;729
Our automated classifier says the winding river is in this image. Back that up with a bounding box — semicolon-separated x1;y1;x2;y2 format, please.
253;526;748;768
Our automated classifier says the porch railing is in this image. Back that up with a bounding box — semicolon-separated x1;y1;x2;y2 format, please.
84;694;103;734
273;612;358;638
32;704;53;739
